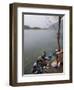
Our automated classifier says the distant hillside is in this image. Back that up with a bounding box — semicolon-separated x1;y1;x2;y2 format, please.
24;25;41;29
24;25;31;29
32;27;41;29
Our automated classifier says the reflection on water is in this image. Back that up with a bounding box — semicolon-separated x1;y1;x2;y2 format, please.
23;29;63;74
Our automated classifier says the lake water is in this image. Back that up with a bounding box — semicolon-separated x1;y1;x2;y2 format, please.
23;29;63;74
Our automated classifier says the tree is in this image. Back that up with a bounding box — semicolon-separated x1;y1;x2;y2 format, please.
57;16;61;51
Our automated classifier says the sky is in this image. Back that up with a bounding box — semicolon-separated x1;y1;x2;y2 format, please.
24;15;59;28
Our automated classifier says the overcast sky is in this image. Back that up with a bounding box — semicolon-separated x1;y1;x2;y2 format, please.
24;15;59;28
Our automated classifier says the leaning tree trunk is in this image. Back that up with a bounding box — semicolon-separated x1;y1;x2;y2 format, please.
57;16;61;51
